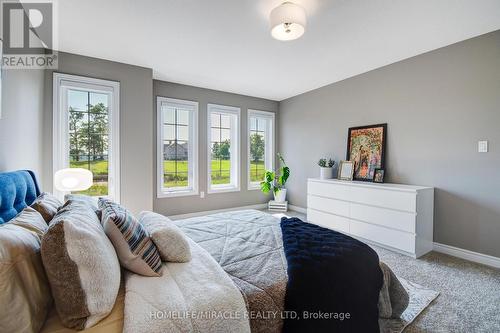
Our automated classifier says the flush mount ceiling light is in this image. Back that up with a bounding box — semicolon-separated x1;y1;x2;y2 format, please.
270;2;307;41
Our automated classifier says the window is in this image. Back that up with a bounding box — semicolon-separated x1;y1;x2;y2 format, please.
248;110;275;189
53;73;120;201
157;97;198;197
207;104;240;193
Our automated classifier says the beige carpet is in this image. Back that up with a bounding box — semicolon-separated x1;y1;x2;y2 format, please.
372;246;500;332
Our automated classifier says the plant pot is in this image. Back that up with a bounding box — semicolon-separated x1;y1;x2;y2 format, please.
274;189;287;202
319;167;333;180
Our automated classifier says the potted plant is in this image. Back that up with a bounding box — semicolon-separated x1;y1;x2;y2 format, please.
260;153;290;202
318;158;335;180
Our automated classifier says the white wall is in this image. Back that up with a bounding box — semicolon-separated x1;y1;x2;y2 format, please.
0;69;45;184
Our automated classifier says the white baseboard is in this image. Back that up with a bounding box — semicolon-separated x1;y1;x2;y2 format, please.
288;204;306;214
170;203;306;220
169;204;267;220
433;242;500;269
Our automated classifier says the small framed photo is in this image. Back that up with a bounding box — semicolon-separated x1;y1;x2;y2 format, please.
373;169;385;183
338;161;354;181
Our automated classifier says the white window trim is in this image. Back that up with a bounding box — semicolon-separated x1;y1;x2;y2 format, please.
53;73;120;202
247;109;275;190
156;97;199;198
207;104;241;194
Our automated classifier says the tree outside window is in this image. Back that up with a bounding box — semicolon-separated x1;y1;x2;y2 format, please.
68;90;109;196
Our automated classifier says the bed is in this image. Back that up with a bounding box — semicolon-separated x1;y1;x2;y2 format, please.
0;170;437;333
174;210;439;333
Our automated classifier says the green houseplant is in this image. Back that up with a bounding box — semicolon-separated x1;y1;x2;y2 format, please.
318;158;335;179
260;153;290;202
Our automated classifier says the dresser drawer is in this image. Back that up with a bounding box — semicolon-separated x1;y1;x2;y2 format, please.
307;208;350;234
350;187;416;212
350;203;416;233
349;220;416;253
307;195;349;217
308;181;350;200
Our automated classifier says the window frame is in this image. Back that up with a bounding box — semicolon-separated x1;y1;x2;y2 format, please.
247;109;275;190
53;73;120;202
156;97;199;198
207;103;241;194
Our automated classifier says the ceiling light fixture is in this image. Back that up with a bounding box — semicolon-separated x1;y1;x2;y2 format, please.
270;2;307;41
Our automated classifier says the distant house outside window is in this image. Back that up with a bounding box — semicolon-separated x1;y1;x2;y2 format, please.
157;97;198;198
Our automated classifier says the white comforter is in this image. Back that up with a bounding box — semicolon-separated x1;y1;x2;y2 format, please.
123;238;251;333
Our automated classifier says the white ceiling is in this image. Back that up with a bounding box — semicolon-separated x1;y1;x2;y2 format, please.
55;0;500;101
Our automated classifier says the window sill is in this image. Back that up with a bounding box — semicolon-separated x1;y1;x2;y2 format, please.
207;185;240;194
247;182;262;191
157;190;199;199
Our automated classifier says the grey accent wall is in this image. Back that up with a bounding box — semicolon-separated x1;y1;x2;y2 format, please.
0;69;45;181
43;52;154;213
153;80;278;216
279;31;500;257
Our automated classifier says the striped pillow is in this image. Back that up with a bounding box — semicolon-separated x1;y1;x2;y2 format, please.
99;198;162;276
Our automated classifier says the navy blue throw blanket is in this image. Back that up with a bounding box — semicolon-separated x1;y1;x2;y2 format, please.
280;217;383;333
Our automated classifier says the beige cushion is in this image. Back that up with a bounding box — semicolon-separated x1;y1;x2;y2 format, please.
31;192;62;223
41;200;121;330
64;194;101;220
99;199;162;277
138;211;191;263
0;207;52;333
64;194;99;211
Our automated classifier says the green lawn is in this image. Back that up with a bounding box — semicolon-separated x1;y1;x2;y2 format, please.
67;159;266;195
73;183;108;196
249;161;265;182
70;160;109;196
162;160;266;188
163;160;189;188
210;160;231;185
70;160;108;175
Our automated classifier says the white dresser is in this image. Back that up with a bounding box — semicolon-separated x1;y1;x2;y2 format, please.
307;178;434;258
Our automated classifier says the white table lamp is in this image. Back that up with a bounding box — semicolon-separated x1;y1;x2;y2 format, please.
54;168;93;192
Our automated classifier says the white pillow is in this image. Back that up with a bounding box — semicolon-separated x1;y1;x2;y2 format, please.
138;211;191;263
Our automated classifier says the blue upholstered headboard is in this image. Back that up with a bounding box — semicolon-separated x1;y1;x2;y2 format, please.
0;170;41;224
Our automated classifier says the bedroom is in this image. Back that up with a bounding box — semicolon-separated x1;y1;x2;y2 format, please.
0;0;499;332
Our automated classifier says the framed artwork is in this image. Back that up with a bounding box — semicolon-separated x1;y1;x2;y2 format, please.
373;169;385;183
338;160;354;181
347;123;387;181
